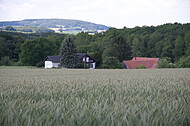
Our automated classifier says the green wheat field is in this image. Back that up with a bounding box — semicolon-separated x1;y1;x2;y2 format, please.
0;68;190;126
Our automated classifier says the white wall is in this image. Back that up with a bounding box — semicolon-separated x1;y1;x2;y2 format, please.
45;61;53;69
52;63;60;68
45;61;95;69
45;61;60;69
92;63;95;69
89;63;96;69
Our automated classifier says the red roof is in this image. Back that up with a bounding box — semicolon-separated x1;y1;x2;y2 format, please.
123;57;160;69
132;57;159;64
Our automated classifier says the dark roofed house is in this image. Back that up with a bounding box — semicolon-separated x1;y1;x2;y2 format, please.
44;53;96;69
45;56;61;63
123;57;160;69
44;56;61;68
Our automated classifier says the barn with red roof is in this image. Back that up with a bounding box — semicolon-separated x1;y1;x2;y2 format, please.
123;57;160;69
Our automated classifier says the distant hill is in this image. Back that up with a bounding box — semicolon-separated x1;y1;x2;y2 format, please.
0;19;109;31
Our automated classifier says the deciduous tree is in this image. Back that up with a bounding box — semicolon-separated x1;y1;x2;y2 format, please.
19;37;56;66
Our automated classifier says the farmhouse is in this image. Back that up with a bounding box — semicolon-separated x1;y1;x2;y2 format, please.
44;53;96;69
123;57;160;69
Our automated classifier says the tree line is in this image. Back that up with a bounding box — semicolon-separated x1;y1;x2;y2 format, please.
1;25;55;33
0;23;190;68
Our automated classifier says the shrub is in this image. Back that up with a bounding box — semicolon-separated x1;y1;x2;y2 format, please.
12;61;23;66
102;56;122;69
177;56;190;68
136;65;146;69
0;56;13;66
36;61;44;68
158;57;176;68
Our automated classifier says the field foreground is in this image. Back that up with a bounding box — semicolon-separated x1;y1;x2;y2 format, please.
0;68;190;126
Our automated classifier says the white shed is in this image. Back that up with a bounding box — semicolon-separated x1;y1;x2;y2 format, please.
44;56;61;69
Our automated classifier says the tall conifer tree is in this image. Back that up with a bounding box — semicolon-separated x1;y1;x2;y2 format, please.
60;36;78;68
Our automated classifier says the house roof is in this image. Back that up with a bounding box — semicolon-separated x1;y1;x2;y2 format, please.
44;53;96;63
132;57;160;64
123;57;160;69
45;56;61;63
78;53;87;60
77;53;96;62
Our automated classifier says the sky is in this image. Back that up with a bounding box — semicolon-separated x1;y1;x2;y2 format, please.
0;0;190;28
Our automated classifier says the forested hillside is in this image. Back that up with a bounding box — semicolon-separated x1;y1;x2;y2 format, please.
0;23;190;68
0;19;109;30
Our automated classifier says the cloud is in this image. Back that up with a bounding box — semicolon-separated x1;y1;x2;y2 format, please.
0;0;189;28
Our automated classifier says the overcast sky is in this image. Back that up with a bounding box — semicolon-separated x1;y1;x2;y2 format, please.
0;0;189;28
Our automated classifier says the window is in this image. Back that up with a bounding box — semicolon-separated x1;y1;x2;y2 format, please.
86;57;89;62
